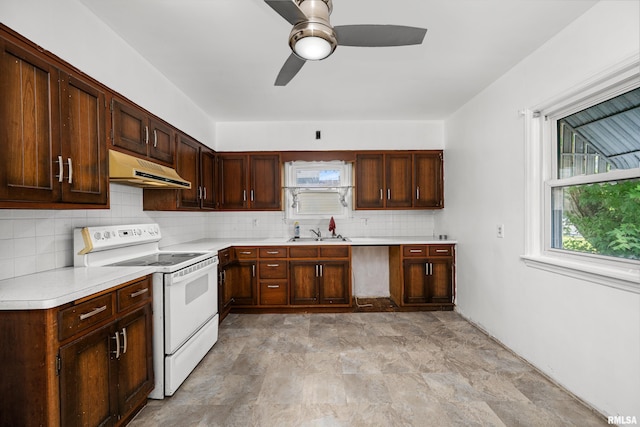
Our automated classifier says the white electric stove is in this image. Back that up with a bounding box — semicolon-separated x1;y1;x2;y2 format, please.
74;223;219;399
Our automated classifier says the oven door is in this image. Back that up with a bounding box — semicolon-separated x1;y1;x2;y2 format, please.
164;258;217;354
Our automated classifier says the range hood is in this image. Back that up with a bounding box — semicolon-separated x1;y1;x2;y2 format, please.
109;150;191;189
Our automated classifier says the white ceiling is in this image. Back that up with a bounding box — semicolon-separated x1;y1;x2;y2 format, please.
79;0;597;122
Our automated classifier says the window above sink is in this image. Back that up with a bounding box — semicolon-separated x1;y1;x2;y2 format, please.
285;161;353;219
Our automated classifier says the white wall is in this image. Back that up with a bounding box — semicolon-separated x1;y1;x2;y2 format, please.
215;120;443;151
0;0;215;146
439;0;640;418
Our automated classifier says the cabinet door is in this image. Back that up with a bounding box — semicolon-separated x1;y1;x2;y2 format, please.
402;259;429;304
175;134;200;209
249;154;281;210
414;152;443;208
0;38;61;203
319;261;349;305
148;118;174;165
60;73;108;205
201;149;217;209
355;154;384;209
111;99;148;158
116;305;154;418
231;261;257;305
218;154;248;209
289;261;319;305
429;258;453;303
59;322;118;427
385;153;412;208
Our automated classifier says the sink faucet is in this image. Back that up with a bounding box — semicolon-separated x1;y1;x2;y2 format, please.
310;228;321;238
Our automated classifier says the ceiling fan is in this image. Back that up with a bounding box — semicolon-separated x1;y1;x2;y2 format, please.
265;0;428;86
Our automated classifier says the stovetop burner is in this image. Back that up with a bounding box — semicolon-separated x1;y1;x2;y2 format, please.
108;252;208;267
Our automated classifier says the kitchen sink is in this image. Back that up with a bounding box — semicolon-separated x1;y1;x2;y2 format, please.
288;236;351;242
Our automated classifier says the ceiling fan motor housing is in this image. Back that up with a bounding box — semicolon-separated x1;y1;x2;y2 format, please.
289;0;337;60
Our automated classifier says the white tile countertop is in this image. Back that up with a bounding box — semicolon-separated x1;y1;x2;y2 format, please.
0;266;155;310
0;236;455;311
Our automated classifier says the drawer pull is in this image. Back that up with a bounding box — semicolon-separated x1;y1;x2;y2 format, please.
266;264;279;267
409;249;423;253
435;249;449;253
266;251;280;254
267;285;280;289
79;305;107;321
239;251;252;255
130;288;149;298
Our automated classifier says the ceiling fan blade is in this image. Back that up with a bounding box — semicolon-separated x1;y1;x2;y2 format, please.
334;25;427;47
275;53;306;86
264;0;308;25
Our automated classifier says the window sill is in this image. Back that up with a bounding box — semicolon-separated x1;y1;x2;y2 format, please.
521;254;640;294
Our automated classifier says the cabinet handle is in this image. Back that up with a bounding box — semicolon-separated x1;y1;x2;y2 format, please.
239;251;252;255
379;189;383;200
315;265;319;277
435;249;449;253
319;265;323;277
203;187;207;200
153;129;158;147
57;155;63;183
409;249;423;253
112;331;121;359
121;328;127;355
416;186;420;200
387;189;391;200
266;251;280;255
250;190;254;201
266;264;279;267
67;158;73;184
252;264;256;277
130;288;149;298
267;285;280;289
243;190;247;202
425;263;429;276
79;305;107;321
144;126;149;144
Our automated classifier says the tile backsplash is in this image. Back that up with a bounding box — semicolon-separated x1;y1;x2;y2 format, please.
0;183;436;281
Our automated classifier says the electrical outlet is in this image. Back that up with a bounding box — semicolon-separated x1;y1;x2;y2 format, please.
497;224;505;238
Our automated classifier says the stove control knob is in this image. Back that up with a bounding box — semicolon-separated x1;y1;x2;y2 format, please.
94;232;102;240
136;229;142;236
104;232;111;239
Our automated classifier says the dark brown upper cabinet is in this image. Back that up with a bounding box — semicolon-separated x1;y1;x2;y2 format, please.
218;153;281;211
0;29;108;208
355;150;443;210
111;98;174;166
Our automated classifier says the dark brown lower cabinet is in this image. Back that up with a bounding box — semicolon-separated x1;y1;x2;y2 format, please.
390;245;455;309
290;260;350;306
0;275;153;427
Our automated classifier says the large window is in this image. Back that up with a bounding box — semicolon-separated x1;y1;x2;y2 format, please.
550;88;640;261
523;57;640;291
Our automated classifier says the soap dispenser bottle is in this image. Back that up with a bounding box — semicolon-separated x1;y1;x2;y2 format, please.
294;221;300;238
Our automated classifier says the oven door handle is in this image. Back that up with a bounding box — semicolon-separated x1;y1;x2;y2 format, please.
166;262;217;286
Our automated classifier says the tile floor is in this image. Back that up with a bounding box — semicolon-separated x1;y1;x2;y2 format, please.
129;311;607;426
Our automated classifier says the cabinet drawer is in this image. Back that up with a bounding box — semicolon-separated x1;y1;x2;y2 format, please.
289;246;319;258
235;248;258;259
259;261;288;279
117;276;152;312
259;247;287;258
320;246;349;258
428;245;453;257
260;282;288;305
403;245;427;257
218;248;232;266
235;247;257;259
58;293;114;341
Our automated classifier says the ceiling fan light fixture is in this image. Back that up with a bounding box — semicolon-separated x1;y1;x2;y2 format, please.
289;21;337;61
